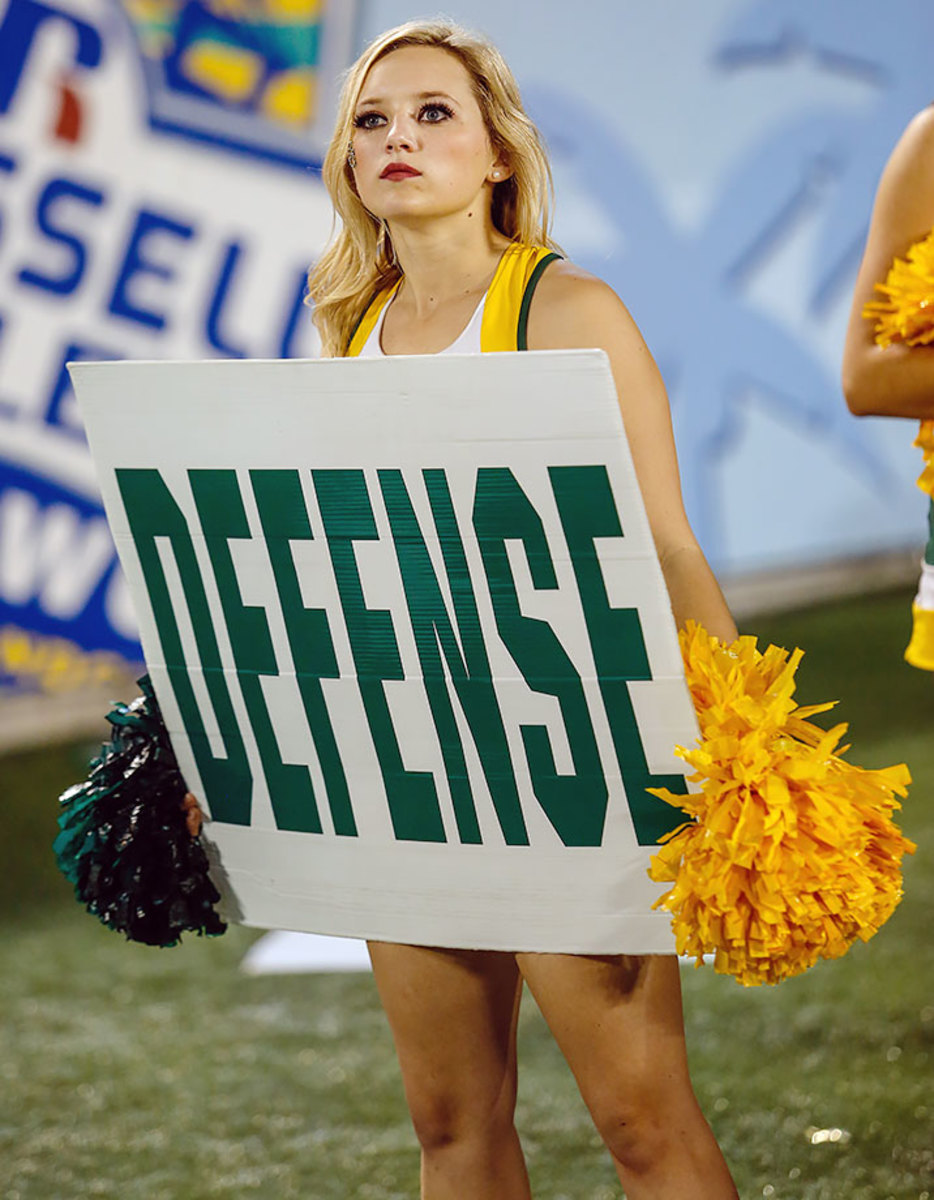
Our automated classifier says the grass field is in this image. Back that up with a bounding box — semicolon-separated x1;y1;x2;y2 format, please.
1;589;932;1199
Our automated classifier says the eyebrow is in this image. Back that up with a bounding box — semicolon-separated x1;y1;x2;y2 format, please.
355;90;459;109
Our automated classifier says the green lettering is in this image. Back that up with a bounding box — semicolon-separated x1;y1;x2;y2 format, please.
115;468;251;825
550;465;688;844
250;469;356;836
190;469;319;834
313;469;445;843
379;468;529;846
473;468;607;847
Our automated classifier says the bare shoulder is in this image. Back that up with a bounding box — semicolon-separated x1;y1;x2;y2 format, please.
527;258;643;351
855;103;934;266
896;104;934;164
533;259;626;316
878;104;934;204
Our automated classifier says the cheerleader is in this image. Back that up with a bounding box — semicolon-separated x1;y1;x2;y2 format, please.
843;105;934;671
306;20;738;1198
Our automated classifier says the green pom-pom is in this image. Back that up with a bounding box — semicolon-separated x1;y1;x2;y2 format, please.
54;677;226;947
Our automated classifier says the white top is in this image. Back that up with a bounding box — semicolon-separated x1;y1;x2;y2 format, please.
357;289;487;357
917;559;934;609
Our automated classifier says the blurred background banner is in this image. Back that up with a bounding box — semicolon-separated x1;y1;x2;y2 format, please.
0;0;351;693
2;0;932;697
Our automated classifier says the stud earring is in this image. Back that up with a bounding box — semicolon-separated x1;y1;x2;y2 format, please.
491;169;500;179
347;140;357;169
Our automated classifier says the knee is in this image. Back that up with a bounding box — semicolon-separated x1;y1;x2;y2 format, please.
408;1095;462;1154
588;1085;681;1176
406;1081;517;1155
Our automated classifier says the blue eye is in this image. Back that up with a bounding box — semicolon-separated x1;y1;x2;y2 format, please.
420;103;454;123
353;111;385;130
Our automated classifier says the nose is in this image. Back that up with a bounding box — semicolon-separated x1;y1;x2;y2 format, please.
384;113;416;152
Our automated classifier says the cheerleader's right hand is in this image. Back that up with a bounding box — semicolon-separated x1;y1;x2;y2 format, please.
181;792;205;838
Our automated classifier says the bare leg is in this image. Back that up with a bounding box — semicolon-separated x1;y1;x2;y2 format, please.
368;942;531;1200
517;952;737;1199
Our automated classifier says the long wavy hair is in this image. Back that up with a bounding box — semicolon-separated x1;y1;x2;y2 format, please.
307;20;557;357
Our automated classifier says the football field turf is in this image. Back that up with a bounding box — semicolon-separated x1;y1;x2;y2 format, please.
1;588;931;1199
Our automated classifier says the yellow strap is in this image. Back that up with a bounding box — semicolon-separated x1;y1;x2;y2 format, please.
345;280;400;357
345;244;558;356
480;244;559;352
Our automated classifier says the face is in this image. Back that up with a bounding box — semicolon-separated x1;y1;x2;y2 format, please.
349;45;506;225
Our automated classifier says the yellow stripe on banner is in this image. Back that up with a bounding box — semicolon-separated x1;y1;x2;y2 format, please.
262;69;316;125
267;0;322;18
181;40;263;103
0;625;133;694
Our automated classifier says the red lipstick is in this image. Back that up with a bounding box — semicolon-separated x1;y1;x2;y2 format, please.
380;162;421;180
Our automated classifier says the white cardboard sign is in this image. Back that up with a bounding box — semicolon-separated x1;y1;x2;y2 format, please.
71;351;697;953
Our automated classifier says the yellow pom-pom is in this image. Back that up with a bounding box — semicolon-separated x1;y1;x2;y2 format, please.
914;419;934;498
862;230;934;495
863;228;934;348
648;622;915;987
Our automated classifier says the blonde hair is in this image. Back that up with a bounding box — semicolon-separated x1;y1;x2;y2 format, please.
307;19;557;357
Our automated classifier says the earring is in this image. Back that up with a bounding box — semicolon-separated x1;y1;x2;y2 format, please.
347;140;356;169
491;169;500;179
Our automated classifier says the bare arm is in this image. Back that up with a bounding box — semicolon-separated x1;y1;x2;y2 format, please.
527;262;737;642
842;105;934;419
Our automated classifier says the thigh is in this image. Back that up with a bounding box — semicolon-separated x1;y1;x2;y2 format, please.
515;952;692;1103
368;942;523;1112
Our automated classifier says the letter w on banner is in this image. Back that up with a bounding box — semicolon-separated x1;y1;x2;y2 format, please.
70;352;699;954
